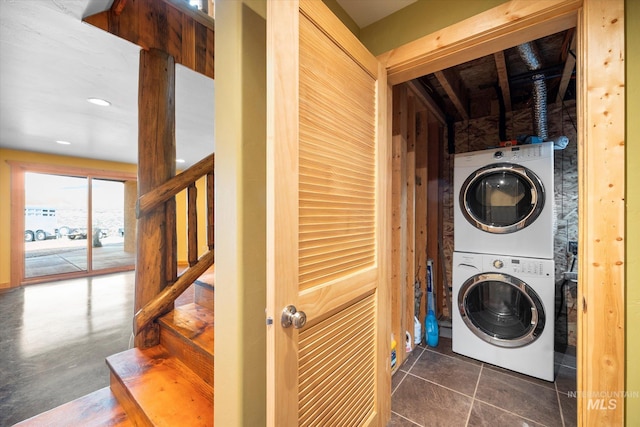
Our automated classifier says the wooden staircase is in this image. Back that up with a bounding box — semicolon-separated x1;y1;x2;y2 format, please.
15;1;217;422
15;277;215;426
16;146;216;426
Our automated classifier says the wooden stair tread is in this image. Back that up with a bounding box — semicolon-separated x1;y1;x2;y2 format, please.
158;303;214;386
194;281;214;310
159;303;214;355
194;264;214;310
14;386;132;427
107;346;213;426
196;264;215;288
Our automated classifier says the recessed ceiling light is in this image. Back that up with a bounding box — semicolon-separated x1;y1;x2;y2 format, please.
176;159;186;163
87;97;111;107
56;140;71;145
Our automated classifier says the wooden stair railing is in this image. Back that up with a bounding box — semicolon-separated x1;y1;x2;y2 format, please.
134;153;215;336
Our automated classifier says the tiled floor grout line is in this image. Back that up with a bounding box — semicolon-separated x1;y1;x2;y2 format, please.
483;365;557;390
406;346;426;370
391;347;425;399
391;347;425;426
405;371;476;400
422;346;484;369
424;343;567;391
391;371;407;396
555;379;566;427
469;395;553;427
464;363;483;426
389;411;423;426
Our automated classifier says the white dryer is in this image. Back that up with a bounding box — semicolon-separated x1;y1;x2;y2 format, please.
454;142;554;259
452;251;555;381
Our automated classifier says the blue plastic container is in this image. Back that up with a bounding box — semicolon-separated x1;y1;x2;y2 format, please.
425;309;439;347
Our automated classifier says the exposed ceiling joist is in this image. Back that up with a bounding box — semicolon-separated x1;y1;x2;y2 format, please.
406;81;446;125
434;68;469;121
556;31;577;102
493;51;512;112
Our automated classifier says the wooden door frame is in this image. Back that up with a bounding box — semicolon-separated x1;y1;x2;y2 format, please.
378;0;625;424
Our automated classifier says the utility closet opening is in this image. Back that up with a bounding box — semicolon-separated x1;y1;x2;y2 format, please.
390;26;578;393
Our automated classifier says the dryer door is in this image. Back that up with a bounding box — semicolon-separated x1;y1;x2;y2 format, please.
459;163;545;234
458;272;545;348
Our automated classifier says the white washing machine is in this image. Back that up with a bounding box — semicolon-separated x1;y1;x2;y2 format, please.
452;251;555;381
454;142;554;259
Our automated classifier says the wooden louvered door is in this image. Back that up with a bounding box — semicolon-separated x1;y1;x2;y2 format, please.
267;0;390;425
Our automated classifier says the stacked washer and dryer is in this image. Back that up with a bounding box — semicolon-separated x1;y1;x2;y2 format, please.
452;142;556;381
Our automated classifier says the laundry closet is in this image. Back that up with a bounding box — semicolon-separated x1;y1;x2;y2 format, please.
389;29;579;378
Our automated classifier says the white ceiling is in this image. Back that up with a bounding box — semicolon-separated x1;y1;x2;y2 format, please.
0;0;400;168
0;0;215;168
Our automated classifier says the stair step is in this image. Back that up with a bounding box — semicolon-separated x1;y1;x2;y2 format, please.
14;386;132;426
194;265;214;310
107;346;213;427
195;280;214;310
158;303;214;386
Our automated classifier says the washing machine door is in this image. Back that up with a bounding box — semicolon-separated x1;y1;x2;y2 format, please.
458;272;545;348
459;163;545;234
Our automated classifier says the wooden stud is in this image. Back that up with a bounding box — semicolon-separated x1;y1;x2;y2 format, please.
406;80;446;126
414;110;429;325
391;84;408;369
427;119;443;317
405;93;416;352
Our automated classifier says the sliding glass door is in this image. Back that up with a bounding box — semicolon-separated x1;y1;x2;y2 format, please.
24;173;89;278
19;169;136;283
91;178;134;271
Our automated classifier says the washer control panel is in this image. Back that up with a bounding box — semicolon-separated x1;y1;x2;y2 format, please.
485;256;552;277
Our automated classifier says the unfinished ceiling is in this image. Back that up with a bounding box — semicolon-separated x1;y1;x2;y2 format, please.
411;28;577;125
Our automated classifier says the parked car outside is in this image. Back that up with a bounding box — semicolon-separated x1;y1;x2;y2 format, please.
67;228;107;240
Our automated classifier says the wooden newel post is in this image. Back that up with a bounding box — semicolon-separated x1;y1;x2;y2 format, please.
135;48;176;348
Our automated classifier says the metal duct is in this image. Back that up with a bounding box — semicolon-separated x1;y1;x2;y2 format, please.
517;42;548;141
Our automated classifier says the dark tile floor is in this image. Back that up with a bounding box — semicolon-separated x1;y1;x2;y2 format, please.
389;337;577;427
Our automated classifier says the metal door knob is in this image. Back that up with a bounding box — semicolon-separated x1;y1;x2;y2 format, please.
281;305;307;329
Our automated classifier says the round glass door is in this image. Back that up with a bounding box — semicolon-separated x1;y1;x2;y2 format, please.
458;272;545;348
459;163;545;234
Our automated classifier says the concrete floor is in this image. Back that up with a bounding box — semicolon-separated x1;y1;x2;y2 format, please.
0;273;136;426
24;238;135;279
